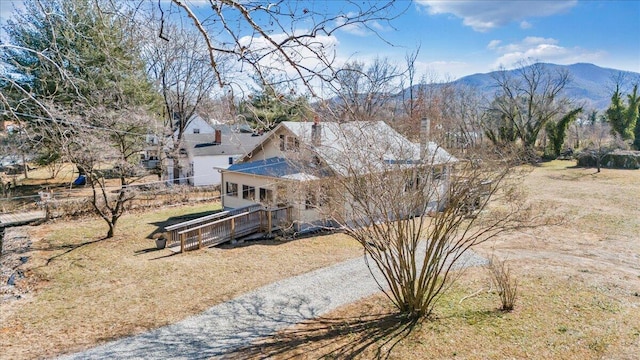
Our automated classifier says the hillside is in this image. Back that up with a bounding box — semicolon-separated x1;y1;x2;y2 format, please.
452;63;640;110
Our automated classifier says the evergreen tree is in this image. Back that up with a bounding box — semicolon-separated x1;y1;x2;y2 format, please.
1;0;161;238
239;83;311;130
545;108;582;158
606;84;639;143
626;85;640;150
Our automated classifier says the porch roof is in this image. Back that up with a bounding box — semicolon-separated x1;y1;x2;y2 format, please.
225;157;322;181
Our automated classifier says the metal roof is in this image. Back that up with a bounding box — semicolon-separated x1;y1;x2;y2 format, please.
226;157;322;180
225;121;457;180
281;121;457;176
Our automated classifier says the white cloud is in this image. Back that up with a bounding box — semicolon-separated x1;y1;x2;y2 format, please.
488;37;606;70
335;11;391;37
416;0;577;32
520;20;532;29
487;40;501;50
237;30;339;83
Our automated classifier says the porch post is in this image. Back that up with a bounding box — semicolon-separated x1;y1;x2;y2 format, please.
230;218;236;243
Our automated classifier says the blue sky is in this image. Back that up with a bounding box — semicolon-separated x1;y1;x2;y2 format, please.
333;0;640;79
1;0;639;81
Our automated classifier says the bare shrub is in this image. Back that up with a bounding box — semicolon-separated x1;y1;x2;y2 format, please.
278;121;544;320
488;256;518;311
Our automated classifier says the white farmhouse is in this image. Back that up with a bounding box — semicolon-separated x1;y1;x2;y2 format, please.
219;120;457;230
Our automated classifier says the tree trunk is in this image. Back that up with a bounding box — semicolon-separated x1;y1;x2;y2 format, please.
173;157;180;184
22;153;28;179
106;223;115;238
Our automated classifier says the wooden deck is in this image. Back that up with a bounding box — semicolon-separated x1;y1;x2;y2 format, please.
164;205;292;253
0;210;46;228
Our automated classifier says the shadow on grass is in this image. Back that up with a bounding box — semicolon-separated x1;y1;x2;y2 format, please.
134;247;162;255
217;228;339;250
226;312;417;360
148;251;180;260
38;237;107;265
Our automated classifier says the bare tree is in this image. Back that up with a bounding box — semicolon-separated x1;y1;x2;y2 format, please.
433;83;487;151
167;0;405;94
143;21;226;183
400;49;420;120
59;107;156;238
281;121;542;319
330;58;402;122
578;121;621;173
486;60;572;155
1;0;161;238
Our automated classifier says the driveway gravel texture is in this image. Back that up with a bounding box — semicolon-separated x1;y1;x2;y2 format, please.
59;248;487;360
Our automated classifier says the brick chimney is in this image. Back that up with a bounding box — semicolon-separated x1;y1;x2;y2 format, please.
214;129;222;144
420;117;430;158
311;116;321;146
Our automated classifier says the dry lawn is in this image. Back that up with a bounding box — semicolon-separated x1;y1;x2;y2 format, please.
1;161;639;360
0;203;362;359
230;160;640;359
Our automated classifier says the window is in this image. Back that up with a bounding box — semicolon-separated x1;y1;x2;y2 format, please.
279;134;300;152
305;186;329;209
432;167;443;180
276;184;288;207
305;190;317;210
193;128;200;134
228;157;234;165
242;185;255;200
259;188;273;204
404;178;414;192
286;136;300;151
226;182;238;197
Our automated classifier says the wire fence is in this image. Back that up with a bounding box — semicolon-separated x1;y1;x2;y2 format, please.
0;185;221;218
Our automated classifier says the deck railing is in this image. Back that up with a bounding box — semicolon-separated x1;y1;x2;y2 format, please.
164;204;263;248
165;205;292;253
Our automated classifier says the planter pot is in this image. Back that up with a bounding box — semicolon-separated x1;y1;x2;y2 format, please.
155;237;167;249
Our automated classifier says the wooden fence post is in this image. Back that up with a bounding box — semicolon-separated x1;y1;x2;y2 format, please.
268;209;273;235
180;232;185;253
198;228;203;249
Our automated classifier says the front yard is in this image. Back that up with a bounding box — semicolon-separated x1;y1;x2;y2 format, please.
1;160;639;359
0;203;362;359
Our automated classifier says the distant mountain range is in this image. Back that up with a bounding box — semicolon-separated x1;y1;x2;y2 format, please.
450;63;640;110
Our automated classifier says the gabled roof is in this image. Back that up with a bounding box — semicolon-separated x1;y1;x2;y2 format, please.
281;121;457;176
227;120;457;179
181;126;264;157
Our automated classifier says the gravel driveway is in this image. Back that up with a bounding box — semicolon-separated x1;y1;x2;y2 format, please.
59;249;487;359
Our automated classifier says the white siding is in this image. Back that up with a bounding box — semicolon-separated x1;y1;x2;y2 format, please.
244;127;295;161
222;173;272;209
183;116;215;135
